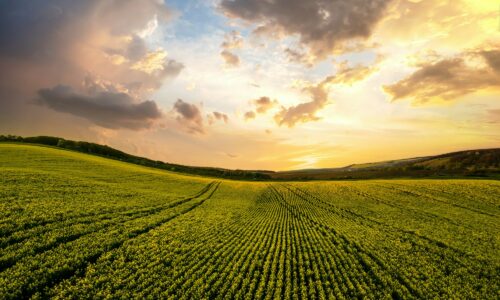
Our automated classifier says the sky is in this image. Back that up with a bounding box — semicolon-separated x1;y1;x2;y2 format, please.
0;0;499;170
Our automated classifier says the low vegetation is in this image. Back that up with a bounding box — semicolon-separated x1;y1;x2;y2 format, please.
1;144;498;298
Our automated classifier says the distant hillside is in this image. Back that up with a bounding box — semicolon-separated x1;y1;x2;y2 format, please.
1;135;499;180
0;135;271;180
272;149;500;180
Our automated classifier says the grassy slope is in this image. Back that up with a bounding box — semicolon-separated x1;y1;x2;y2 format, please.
0;143;212;215
0;135;271;180
2;135;500;180
0;144;499;298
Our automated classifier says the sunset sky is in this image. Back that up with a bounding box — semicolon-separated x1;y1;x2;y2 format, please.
0;0;499;170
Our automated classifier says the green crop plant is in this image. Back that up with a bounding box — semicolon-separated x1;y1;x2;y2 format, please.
0;144;498;299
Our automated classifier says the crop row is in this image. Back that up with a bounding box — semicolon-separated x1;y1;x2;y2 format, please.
1;180;498;299
0;182;220;299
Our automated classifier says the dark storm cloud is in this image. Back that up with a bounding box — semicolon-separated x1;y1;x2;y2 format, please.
0;0;171;62
0;0;181;132
384;46;500;103
173;99;205;134
220;0;392;60
37;85;162;130
0;1;70;60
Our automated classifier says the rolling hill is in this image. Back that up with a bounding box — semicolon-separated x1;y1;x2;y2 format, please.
271;148;500;180
0;135;271;180
1;135;499;180
0;143;498;298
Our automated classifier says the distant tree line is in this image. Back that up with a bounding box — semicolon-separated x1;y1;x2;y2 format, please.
0;135;272;180
2;134;499;180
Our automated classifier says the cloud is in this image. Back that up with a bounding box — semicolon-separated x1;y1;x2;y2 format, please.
173;99;204;134
37;85;162;130
0;0;182;131
131;50;169;74
220;50;240;67
274;82;329;127
330;60;379;85
243;96;279;121
221;30;244;49
253;96;279;114
244;111;256;120
481;49;500;74
220;30;243;67
376;0;497;50
285;48;314;67
208;111;229;125
220;0;392;61
274;60;377;127
0;1;171;63
128;58;184;93
160;59;185;78
130;50;184;79
384;46;500;104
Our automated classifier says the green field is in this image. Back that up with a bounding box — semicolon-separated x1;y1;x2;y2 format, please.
0;144;499;299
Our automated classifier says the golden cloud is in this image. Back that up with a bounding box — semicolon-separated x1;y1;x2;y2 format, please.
244;111;256;120
131;50;168;74
220;30;243;67
376;0;498;50
220;50;240;67
384;45;500;104
274;60;378;127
